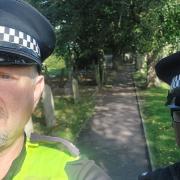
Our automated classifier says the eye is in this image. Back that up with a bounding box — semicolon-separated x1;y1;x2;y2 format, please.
0;73;14;80
0;74;11;79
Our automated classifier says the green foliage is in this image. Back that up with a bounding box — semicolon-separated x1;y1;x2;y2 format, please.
45;55;66;69
44;55;67;76
26;0;180;87
27;0;179;54
135;0;179;53
27;0;179;59
140;86;180;167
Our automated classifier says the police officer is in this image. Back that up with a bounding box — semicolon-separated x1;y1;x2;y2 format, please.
139;51;180;180
0;0;111;179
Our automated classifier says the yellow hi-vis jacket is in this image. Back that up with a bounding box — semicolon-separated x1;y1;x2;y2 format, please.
3;133;79;180
13;137;79;180
4;134;111;180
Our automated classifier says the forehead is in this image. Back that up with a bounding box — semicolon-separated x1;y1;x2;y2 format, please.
0;65;34;75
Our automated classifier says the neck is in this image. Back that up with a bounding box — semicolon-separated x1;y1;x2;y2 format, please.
0;135;24;179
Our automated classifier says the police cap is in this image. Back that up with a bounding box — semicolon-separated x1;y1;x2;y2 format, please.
0;0;55;68
155;52;180;109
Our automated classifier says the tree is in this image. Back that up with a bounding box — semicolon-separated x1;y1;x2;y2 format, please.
134;0;180;87
27;0;180;88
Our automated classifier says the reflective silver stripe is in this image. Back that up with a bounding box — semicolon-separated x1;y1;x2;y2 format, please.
30;133;80;157
171;74;180;89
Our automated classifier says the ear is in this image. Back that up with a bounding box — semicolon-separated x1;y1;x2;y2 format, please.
33;75;44;110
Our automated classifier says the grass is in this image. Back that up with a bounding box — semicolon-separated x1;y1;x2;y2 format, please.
134;72;180;168
32;54;96;142
33;95;95;142
133;68;147;88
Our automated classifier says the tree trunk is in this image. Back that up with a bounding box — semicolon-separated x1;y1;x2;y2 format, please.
112;49;121;70
42;84;56;128
95;64;101;89
136;54;144;70
59;68;65;86
146;51;160;87
72;76;80;103
64;68;73;96
95;60;106;90
64;79;73;96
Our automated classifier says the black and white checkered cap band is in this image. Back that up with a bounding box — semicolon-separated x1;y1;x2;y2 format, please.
0;25;40;57
171;74;180;89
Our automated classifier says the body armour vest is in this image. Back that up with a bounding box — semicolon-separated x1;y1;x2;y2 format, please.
12;136;79;180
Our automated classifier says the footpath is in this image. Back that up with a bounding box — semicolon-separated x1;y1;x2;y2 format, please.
77;64;151;180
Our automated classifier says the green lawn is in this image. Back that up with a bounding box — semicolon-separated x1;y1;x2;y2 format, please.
32;55;95;142
134;69;180;167
33;96;95;142
139;86;180;168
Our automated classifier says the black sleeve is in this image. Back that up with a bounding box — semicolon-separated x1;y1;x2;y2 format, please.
65;156;112;180
138;162;180;180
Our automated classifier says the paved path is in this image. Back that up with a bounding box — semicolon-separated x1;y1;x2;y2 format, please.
77;64;150;180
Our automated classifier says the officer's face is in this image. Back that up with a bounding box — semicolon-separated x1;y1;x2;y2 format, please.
0;66;44;148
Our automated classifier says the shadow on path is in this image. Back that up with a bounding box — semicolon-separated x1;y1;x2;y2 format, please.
77;64;150;180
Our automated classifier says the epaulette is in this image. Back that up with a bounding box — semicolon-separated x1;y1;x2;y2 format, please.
30;133;80;157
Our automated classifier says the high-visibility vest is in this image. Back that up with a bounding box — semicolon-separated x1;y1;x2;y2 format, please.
13;140;79;180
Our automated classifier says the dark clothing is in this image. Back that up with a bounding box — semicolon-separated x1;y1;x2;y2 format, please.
139;162;180;180
66;158;111;180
